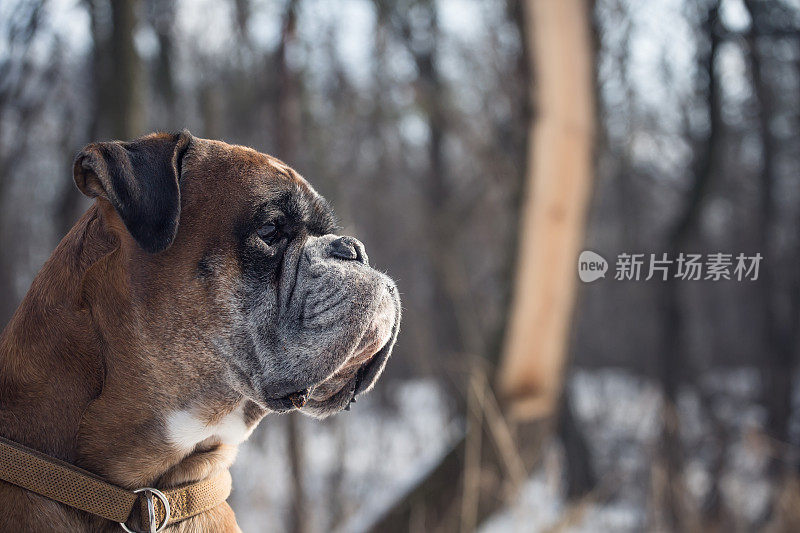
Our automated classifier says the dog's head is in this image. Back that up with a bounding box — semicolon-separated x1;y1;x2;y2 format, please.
73;130;400;418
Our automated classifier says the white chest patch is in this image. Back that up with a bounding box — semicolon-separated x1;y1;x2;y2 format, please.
165;404;254;455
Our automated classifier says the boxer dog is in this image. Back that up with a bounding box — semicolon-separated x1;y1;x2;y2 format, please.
0;130;400;531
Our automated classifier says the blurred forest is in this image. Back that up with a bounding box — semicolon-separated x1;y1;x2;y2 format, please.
2;0;800;531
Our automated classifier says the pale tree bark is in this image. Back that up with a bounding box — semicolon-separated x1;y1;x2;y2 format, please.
367;1;596;530
497;0;596;421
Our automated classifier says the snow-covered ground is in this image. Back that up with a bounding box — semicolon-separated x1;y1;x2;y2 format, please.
230;379;459;532
483;368;773;532
231;367;779;532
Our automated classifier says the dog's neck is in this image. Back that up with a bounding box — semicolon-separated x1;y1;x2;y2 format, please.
0;204;264;495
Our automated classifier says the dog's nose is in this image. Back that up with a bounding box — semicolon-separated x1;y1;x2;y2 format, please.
329;236;368;265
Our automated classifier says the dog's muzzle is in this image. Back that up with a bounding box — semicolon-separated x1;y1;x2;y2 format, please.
260;233;400;417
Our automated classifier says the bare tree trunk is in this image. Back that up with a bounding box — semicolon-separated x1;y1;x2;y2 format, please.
287;413;309;533
110;0;144;139
274;3;308;533
400;0;469;366
146;0;177;125
0;154;16;324
275;0;300;162
656;3;721;529
497;0;596;420
60;0;147;241
0;2;47;326
745;0;793;459
326;418;349;530
743;3;800;526
199;84;222;139
368;1;596;529
558;390;596;499
57;0;106;238
0;141;18;326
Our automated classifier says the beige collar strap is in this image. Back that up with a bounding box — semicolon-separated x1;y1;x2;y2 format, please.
0;435;232;532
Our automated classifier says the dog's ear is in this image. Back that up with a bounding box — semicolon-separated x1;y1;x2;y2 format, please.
73;130;192;253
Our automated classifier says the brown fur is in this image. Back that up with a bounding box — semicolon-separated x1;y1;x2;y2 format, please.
0;136;324;531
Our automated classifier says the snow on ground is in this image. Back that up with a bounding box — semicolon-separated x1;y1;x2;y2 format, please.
230;379;458;532
482;367;776;532
230;368;779;532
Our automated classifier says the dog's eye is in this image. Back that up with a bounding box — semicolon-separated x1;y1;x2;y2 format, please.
257;224;280;245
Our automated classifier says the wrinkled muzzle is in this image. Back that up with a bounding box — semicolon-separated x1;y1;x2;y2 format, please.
264;234;400;418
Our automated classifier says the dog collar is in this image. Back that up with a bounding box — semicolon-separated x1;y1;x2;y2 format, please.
0;435;231;532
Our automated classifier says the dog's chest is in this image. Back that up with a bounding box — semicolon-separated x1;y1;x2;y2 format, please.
164;404;254;454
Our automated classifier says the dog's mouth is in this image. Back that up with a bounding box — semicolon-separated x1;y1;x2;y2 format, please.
279;362;367;411
286;388;313;409
267;284;400;417
258;348;377;413
265;340;384;415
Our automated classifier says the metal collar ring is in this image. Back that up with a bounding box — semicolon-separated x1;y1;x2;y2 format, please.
119;487;171;533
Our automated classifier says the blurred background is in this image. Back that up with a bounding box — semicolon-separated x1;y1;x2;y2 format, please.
1;0;799;531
